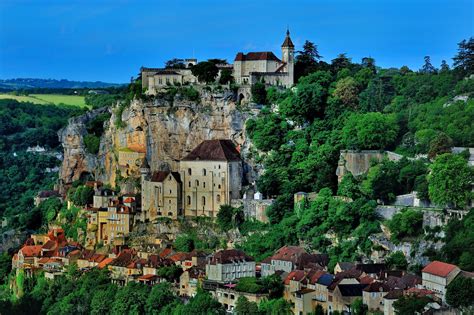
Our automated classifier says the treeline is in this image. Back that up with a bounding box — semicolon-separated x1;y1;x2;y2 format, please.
0;268;290;315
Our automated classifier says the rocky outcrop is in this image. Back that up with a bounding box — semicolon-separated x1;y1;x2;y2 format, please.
60;89;257;189
58;107;109;185
336;150;406;182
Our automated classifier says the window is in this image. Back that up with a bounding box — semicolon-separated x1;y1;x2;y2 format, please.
203;182;206;188
169;200;171;204
218;165;221;169
188;181;191;188
217;194;221;203
188;168;192;175
195;180;199;186
187;196;191;205
202;168;207;176
218;184;221;189
168;212;172;216
202;196;206;206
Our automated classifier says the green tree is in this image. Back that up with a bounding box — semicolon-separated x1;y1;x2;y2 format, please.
446;276;474;308
258;298;292;315
393;295;431;315
219;68;233;84
145;282;178;314
280;82;326;124
386;209;423;243
251;81;267;104
0;252;11;285
314;304;325;315
386;251;408;270
351;297;368;315
174;234;196;252
342;112;399;150
453;37;474;77
332;76;359;108
428;153;474;209
174;289;225;315
191;61;219;84
428;133;453;159
420;56;437;74
235;296;259;315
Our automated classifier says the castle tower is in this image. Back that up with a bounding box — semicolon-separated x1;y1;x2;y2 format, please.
281;29;295;86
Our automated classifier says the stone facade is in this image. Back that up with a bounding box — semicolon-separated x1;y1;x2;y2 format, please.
233;30;294;88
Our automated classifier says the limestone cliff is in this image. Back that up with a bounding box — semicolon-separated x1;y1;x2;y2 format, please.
58;107;109;185
59;89;256;190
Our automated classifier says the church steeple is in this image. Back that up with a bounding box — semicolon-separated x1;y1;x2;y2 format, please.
281;28;294;48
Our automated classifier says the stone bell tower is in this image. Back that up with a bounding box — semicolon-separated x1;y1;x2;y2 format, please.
281;29;295;86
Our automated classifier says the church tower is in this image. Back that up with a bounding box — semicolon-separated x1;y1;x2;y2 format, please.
281;29;295;86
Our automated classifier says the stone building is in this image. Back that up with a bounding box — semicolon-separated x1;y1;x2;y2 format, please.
140;164;183;221
421;260;460;303
206;249;255;283
179;139;242;218
233;30;294;88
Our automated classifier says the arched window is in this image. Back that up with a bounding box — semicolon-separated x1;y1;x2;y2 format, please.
188;168;192;175
203;182;206;188
217;194;221;203
187;196;191;205
202;168;207;176
202;196;206;206
195;180;199;186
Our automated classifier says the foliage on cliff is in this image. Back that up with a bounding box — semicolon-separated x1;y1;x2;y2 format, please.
241;38;474;264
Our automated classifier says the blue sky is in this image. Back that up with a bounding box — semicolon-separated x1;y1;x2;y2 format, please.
0;0;472;83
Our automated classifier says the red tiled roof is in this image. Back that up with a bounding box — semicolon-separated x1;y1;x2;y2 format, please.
234;52;281;62
406;287;436;297
170;252;188;262
284;270;306;285
97;257;114;269
359;275;375;285
159;248;174;259
271;246;306;262
89;254;106;263
42;240;57;251
123;197;135;203
363;282;390;292
422;261;458;278
138;274;160;281
182;140;241;162
209;249;254;265
20;245;42;257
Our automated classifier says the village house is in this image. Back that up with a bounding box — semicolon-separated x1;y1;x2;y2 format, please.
362;282;391;312
421;260;461;303
328;283;368;314
261;246;329;277
34;190;62;207
206;249;255;284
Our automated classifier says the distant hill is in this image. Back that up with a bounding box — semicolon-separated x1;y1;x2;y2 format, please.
0;78;124;90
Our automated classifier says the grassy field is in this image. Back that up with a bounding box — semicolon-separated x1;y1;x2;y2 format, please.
0;93;87;107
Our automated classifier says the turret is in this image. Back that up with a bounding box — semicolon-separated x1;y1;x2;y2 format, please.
281;29;295;86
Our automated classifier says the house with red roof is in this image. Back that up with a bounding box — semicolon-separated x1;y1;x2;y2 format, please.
421;260;460;302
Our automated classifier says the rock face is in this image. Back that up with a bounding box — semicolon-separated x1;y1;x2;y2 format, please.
58;107;109;185
59;90;256;189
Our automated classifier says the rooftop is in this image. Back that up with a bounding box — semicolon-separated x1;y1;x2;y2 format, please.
422;261;459;277
234;52;281;62
182;139;241;162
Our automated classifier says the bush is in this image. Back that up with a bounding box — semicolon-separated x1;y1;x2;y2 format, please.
84;134;100;154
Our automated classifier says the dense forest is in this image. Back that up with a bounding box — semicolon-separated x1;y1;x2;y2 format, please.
239;38;474;270
0;100;85;230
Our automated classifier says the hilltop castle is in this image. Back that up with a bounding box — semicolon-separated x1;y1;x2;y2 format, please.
141;30;295;94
